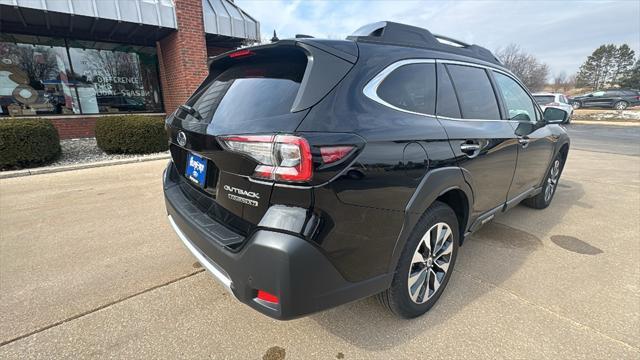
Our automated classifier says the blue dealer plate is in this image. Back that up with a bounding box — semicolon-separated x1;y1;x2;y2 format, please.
185;153;207;186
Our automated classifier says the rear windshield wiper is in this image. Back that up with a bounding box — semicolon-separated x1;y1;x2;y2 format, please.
179;104;203;121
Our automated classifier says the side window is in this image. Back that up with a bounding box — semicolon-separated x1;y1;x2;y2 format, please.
446;64;500;120
592;91;605;97
377;63;436;115
436;64;461;118
493;72;537;122
560;95;568;104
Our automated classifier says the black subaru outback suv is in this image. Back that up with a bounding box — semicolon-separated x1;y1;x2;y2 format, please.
163;22;570;319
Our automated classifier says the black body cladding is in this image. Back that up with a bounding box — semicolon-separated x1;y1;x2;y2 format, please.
163;21;570;319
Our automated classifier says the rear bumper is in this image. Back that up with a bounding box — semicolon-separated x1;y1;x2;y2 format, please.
163;161;390;319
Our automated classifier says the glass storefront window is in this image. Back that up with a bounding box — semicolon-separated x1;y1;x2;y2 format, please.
0;35;79;116
0;34;163;116
67;40;162;114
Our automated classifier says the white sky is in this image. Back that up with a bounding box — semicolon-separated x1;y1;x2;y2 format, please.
236;0;640;77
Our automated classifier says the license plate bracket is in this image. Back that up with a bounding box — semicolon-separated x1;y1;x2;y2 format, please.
185;153;207;187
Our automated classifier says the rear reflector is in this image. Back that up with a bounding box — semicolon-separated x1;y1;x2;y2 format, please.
256;290;279;304
320;146;354;164
229;49;255;59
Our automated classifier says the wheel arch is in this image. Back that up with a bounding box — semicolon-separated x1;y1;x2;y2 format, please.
558;142;570;162
386;167;474;273
435;188;470;246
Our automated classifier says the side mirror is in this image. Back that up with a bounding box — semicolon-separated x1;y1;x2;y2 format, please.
543;107;568;124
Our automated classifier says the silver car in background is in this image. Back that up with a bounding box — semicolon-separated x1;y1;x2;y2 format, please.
533;93;574;124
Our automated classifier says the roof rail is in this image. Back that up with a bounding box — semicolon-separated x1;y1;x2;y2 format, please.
347;21;502;66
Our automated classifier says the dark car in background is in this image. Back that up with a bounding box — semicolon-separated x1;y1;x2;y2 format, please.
163;21;570;320
571;89;640;110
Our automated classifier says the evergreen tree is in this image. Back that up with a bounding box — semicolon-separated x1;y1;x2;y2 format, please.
576;44;637;90
613;44;636;84
620;59;640;89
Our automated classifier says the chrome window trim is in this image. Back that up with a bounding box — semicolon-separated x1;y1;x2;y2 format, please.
362;59;437;118
362;57;540;123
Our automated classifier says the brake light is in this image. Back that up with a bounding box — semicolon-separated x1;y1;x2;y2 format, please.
256;290;279;304
220;134;313;183
320;146;354;164
228;49;255;58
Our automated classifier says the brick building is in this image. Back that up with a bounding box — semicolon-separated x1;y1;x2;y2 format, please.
0;0;260;138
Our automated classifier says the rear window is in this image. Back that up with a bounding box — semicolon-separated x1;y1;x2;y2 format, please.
184;59;307;134
377;63;436;115
534;95;555;105
446;64;500;120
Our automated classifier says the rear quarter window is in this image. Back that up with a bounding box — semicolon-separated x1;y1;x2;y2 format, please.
446;64;500;120
376;63;436;115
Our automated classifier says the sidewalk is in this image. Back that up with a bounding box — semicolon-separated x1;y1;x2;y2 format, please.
0;154;170;179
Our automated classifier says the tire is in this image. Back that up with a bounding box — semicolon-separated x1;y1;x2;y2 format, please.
377;201;459;318
523;153;564;209
572;101;581;109
614;101;628;110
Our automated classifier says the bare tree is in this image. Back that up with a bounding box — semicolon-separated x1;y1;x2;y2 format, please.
553;72;567;92
495;44;550;92
13;46;59;90
566;73;577;89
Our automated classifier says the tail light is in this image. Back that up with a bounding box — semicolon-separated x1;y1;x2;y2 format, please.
220;134;313;183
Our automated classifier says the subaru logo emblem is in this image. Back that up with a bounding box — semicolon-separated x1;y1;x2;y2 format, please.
177;131;187;147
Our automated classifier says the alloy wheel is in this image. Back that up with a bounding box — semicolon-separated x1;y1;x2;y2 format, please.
407;222;454;304
545;159;561;203
615;102;627;110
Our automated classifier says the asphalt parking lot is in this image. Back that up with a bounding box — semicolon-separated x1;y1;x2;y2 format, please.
1;124;639;359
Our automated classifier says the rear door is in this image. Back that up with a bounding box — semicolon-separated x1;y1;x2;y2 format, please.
491;71;555;200
436;62;518;218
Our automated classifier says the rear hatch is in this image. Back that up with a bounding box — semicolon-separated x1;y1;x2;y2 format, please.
165;40;358;245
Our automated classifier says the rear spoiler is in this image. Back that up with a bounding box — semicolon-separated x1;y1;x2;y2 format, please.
206;39;358;112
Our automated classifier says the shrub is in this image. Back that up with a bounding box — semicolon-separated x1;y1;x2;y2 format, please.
0;118;61;169
95;115;168;154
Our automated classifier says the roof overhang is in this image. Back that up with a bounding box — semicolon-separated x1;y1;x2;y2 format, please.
0;0;176;46
202;0;260;47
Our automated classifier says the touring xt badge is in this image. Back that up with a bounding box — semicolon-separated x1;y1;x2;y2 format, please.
223;185;260;207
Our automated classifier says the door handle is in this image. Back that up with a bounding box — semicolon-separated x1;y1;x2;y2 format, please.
460;142;481;158
518;136;530;148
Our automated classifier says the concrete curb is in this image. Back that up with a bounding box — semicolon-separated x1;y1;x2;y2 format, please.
571;120;640;127
0;154;170;179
